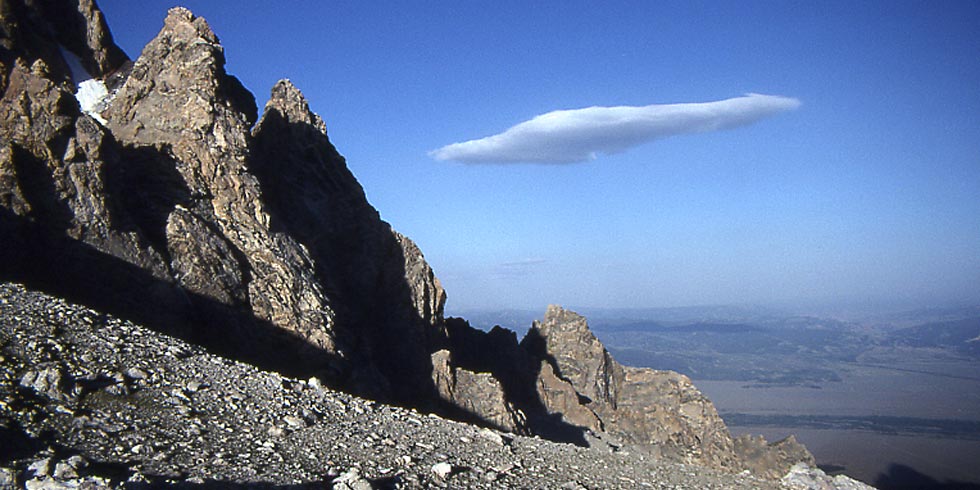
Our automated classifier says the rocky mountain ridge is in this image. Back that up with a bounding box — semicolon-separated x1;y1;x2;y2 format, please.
1;1;869;487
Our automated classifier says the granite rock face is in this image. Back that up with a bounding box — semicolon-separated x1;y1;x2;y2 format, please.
430;349;525;431
524;305;624;409
1;0;185;333
522;305;739;467
0;0;127;85
250;79;446;402
1;0;819;482
102;7;338;369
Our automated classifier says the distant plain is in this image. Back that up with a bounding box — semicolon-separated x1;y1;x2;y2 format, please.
459;306;980;489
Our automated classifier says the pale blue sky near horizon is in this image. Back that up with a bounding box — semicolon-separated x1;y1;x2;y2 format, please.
96;1;980;315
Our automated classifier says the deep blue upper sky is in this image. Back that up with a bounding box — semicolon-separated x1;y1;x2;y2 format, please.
96;1;980;314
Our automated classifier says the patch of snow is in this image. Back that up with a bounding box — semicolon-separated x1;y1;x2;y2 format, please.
59;45;110;124
76;79;109;124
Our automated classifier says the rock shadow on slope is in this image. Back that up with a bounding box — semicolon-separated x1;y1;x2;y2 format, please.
0;205;344;381
442;318;591;446
874;464;980;490
248;86;444;410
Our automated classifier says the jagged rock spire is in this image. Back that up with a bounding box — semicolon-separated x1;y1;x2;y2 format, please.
102;5;335;362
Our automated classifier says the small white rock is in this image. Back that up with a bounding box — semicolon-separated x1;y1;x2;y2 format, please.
478;428;505;446
27;458;51;478
431;462;453;479
284;415;306;428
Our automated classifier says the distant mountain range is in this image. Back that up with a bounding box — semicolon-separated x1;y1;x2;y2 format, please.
458;306;980;385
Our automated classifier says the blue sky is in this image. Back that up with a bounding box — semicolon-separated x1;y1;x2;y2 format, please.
97;1;980;314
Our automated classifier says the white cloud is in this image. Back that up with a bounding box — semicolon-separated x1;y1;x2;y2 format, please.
430;93;800;164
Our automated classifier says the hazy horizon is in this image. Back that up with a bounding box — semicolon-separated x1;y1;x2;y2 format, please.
97;1;980;314
449;297;980;326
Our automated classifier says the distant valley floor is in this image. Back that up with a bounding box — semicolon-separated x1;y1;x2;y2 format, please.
691;351;980;489
460;306;980;489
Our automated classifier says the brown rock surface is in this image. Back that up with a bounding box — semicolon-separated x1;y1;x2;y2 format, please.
102;7;335;361
523;305;740;468
430;349;525;431
2;1;449;396
524;305;625;408
522;305;813;476
250;78;447;401
736;434;816;480
0;0;127;86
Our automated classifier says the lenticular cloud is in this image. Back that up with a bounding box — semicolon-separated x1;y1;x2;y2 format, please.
430;93;800;164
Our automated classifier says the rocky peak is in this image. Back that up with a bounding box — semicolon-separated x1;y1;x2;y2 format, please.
3;0;448;404
262;79;326;130
525;305;624;408
250;75;448;403
521;305;816;475
45;0;128;79
105;6;256;146
99;4;335;367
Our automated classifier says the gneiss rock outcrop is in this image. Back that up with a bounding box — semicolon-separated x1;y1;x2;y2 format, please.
1;1;867;486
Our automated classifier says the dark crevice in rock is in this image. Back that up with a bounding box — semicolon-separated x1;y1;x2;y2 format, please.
220;73;257;127
0;0;71;85
8;143;72;230
103;144;189;261
32;0;129;78
443;318;589;446
0;419;50;465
